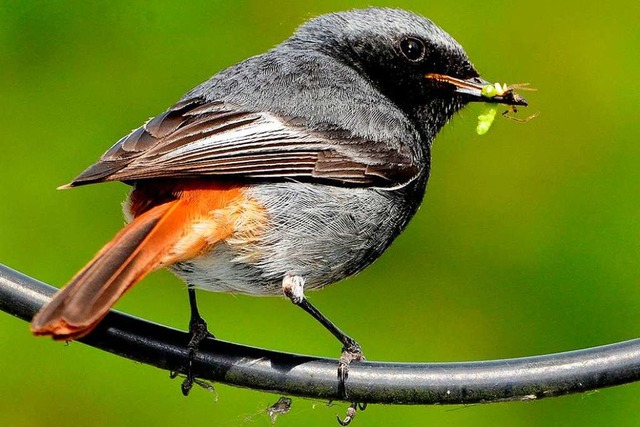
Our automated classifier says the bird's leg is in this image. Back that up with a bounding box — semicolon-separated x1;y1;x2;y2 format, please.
180;286;215;396
282;273;365;422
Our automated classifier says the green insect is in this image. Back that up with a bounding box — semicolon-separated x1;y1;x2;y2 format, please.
476;107;498;135
481;82;508;99
477;82;537;135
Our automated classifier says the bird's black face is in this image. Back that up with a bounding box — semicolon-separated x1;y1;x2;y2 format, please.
293;8;525;136
349;29;479;112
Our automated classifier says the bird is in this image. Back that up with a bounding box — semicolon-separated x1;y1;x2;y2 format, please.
31;7;526;423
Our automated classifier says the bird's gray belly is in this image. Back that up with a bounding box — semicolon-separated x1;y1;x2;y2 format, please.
171;182;416;295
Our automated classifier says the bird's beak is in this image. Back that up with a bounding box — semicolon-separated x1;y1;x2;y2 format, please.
425;73;528;107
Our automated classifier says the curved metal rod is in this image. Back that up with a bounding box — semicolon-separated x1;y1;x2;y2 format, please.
2;262;640;404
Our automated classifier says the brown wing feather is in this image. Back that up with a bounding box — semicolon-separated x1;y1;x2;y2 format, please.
66;98;419;188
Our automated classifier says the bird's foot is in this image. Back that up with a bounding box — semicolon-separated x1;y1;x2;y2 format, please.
180;312;215;396
338;338;364;397
336;339;366;425
336;402;367;426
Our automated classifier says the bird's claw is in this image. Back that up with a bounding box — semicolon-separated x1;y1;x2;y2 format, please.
337;340;364;397
336;401;367;426
181;315;214;396
335;341;365;425
337;403;357;426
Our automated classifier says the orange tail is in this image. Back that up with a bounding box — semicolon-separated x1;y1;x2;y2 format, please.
31;182;261;341
31;199;190;340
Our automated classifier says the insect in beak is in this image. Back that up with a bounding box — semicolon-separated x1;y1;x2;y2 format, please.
424;73;529;107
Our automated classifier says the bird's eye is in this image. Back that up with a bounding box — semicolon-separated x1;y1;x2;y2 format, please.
399;37;426;62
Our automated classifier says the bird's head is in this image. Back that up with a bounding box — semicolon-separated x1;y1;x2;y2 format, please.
289;8;526;136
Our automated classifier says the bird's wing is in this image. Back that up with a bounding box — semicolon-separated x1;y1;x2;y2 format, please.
66;98;420;188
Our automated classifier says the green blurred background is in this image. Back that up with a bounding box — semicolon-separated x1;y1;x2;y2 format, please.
1;0;639;426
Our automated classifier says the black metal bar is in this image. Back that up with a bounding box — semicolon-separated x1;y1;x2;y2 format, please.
2;262;640;404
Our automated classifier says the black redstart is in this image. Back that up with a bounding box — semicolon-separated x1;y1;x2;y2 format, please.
31;7;527;423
